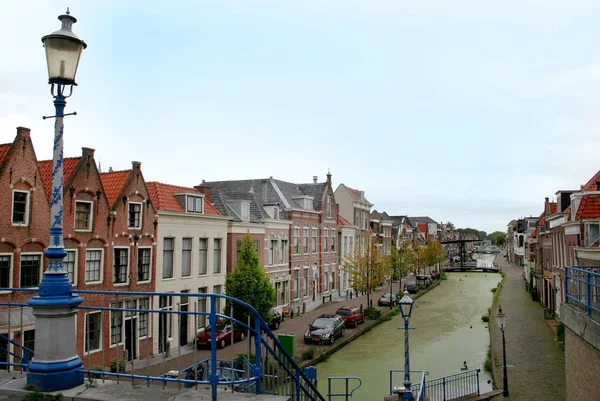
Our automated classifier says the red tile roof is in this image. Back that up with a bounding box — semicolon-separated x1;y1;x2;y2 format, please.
575;194;600;221
337;215;352;227
38;158;81;200
0;144;10;166
564;205;572;221
100;170;131;208
346;186;370;204
582;170;600;191
146;181;220;216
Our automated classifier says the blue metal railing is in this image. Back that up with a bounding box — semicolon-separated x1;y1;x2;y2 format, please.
413;369;481;401
565;266;600;320
326;376;362;400
389;370;428;401
0;288;325;401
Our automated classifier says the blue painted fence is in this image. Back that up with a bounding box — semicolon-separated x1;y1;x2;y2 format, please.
565;266;600;320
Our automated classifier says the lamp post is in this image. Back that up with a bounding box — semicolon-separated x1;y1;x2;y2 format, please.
27;9;86;392
398;290;415;400
496;306;509;397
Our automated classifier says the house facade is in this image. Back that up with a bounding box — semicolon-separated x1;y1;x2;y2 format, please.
334;184;372;256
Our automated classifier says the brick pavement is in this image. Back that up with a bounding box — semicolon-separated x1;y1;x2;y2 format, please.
490;256;565;400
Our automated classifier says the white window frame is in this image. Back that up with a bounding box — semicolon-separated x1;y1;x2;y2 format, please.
109;301;124;347
0;253;13;293
327;196;332;218
113;247;130;286
127;202;143;229
186;195;204;214
181;238;193;277
85;248;104;284
137;246;152;283
20;252;43;289
213;238;223;275
64;248;78;286
74;200;93;232
84;311;103;355
12;190;30;226
163;237;175;279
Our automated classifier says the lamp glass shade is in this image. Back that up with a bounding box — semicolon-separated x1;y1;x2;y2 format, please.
496;309;507;329
398;290;414;319
43;36;84;85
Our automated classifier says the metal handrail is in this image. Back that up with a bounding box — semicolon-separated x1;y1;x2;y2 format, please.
326;376;362;400
565;266;600;318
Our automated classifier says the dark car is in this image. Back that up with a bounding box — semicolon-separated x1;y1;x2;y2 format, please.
304;314;345;345
336;306;365;328
268;309;283;330
404;280;418;294
196;320;246;349
416;275;432;287
377;293;397;307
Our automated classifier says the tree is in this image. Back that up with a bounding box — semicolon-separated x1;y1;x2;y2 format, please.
423;239;447;274
225;233;276;324
488;231;507;247
343;230;387;307
456;227;487;239
388;240;416;282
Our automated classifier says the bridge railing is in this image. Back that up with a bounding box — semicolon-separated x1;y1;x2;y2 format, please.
413;369;481;401
565;266;600;321
0;288;325;401
389;370;428;401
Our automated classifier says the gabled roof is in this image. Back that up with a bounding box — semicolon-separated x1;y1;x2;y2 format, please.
575;194;600;221
206;183;270;223
38;158;81;200
389;215;410;227
100;170;131;208
0;144;10;167
581;170;600;191
407;216;439;226
346;186;370;204
146;182;220;216
297;182;326;210
338;215;352;227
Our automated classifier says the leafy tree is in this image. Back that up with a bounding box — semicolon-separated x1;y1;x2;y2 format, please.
488;231;507;247
423;239;447;274
388;240;415;281
456;228;487;239
225;233;276;324
343;230;387;307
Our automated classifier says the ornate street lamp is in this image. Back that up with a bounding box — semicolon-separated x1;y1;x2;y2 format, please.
398;290;415;400
496;306;509;397
27;9;86;392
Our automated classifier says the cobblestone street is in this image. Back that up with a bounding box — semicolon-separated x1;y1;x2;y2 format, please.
491;256;566;400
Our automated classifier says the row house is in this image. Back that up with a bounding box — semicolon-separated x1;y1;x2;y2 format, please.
0;127;157;369
407;217;440;241
334;184;372;255
369;210;393;256
337;215;355;296
389;215;417;247
146;182;229;352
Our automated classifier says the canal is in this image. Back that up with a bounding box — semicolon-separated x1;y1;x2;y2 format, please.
316;255;500;400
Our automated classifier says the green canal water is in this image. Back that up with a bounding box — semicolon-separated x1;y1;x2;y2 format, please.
316;261;500;400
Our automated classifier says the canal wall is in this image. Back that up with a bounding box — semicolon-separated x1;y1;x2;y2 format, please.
298;279;443;369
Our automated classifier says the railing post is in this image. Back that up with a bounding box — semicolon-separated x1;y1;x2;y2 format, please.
587;271;592;316
209;297;218;401
565;268;569;304
442;377;446;401
476;369;481;395
253;314;263;394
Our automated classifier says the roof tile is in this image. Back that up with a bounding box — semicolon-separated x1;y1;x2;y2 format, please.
100;170;131;208
582;170;600;191
146;182;220;216
0;144;10;167
38;158;81;201
575;194;600;221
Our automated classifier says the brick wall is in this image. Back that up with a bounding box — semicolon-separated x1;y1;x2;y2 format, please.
565;327;600;401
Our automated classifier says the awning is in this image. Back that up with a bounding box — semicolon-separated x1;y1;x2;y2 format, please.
0;307;36;331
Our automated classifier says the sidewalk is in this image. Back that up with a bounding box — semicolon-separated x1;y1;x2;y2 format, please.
490;256;565;400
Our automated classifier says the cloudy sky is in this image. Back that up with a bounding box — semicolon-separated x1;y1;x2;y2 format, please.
2;1;599;234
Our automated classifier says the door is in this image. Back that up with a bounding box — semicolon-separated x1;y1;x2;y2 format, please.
125;319;137;361
0;333;7;370
158;313;167;353
179;304;188;346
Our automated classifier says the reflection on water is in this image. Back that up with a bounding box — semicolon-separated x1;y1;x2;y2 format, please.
316;254;499;401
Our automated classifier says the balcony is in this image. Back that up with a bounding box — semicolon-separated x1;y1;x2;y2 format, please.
564;266;600;321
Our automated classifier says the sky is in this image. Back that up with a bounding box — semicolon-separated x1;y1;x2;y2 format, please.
2;1;600;234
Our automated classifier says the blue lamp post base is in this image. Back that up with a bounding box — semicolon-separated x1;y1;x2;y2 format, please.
27;357;84;392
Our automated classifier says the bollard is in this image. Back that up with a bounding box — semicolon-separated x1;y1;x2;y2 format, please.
360;304;363;313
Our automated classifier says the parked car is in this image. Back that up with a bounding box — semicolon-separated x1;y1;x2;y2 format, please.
336;306;365;328
196;320;246;349
304;314;345;345
416;275;433;286
377;293;397;307
404;280;418;294
268;309;283;330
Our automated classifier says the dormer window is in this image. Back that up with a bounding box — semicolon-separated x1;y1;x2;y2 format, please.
292;196;314;210
241;202;250;221
273;207;279;219
186;195;204;214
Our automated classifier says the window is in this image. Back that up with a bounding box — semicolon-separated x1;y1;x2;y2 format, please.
138;298;149;338
343;236;348;257
324;265;329;290
85;249;102;283
312;229;317;253
85;312;101;353
186;195;204;213
214;239;222;274
303;228;309;253
293;270;299;299
349;236;354;254
110;302;123;345
213;285;222;313
331;230;336;252
0;255;10;288
128;202;142;229
74;201;92;231
273;207;279;219
269;240;276;265
198;238;207;275
324;228;329;253
303;268;309;298
585;223;600;246
254;240;260;253
355;211;360;227
241;203;250;221
20;254;41;288
137;247;151;281
293;228;299;254
23;330;34;361
113;248;128;284
163;238;174;278
182;238;192;277
281;240;288;263
64;250;76;284
327;196;332;218
12;190;29;225
197;287;208;328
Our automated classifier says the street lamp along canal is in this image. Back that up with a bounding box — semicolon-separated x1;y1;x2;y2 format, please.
398;290;415;400
27;9;87;392
496;306;509;397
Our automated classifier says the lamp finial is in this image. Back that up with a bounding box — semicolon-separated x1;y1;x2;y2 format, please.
66;7;70;15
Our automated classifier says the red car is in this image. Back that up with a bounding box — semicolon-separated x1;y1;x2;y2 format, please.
196;320;246;349
336;306;365;328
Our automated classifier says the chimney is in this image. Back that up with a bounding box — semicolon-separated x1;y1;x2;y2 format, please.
82;147;95;158
195;182;212;203
313;176;318;184
132;161;141;170
261;179;268;201
108;166;114;172
326;171;331;185
16;126;31;138
544;197;550;215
